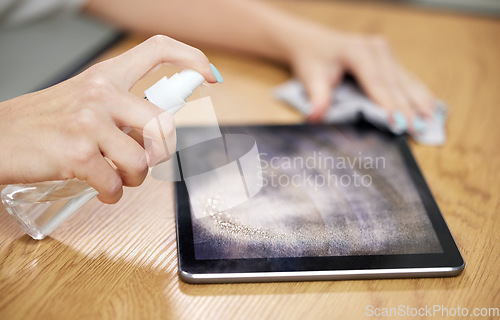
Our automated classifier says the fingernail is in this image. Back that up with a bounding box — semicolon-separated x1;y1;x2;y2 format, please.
434;110;445;124
393;111;407;131
307;113;321;123
413;116;426;133
210;63;224;83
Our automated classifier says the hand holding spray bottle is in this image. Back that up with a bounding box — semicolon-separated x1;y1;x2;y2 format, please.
1;68;220;240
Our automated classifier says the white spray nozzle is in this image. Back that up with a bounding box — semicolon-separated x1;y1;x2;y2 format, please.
144;69;206;114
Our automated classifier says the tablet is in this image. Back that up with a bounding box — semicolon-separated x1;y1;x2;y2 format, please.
173;124;464;283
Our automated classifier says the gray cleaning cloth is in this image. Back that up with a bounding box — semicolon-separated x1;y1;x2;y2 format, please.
274;79;448;146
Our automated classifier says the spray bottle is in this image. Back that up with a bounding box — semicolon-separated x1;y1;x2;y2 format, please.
1;69;211;240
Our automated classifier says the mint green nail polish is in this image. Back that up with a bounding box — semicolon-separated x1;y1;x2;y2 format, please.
413;117;426;133
210;63;224;83
434;110;445;124
393;111;407;131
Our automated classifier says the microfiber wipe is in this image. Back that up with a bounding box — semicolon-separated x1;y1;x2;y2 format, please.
274;79;448;146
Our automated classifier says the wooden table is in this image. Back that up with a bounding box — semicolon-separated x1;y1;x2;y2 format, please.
1;1;499;319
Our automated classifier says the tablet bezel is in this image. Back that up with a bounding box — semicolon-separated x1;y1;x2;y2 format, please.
174;124;464;283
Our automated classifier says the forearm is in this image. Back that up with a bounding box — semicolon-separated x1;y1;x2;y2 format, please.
84;0;322;63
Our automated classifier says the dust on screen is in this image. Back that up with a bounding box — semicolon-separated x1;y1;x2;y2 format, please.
179;125;443;260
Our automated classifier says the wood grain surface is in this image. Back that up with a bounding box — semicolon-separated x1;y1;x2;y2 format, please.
1;1;499;319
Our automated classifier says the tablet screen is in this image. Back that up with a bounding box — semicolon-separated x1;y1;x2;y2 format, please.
179;125;443;261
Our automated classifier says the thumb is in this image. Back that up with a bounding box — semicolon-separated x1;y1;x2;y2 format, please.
301;69;343;123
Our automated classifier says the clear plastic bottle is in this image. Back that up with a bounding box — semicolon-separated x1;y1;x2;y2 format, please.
1;180;97;239
1;69;207;240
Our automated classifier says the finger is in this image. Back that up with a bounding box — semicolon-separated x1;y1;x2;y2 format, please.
109;92;164;131
107;94;177;165
371;38;417;129
305;77;333;122
75;152;123;204
143;111;177;166
397;68;436;119
344;41;398;114
346;37;412;130
124;127;145;148
298;65;343;122
102;35;217;89
98;124;149;188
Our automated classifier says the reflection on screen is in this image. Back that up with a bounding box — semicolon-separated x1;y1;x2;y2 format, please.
178;125;443;260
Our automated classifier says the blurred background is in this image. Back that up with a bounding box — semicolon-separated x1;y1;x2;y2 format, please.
0;0;499;102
